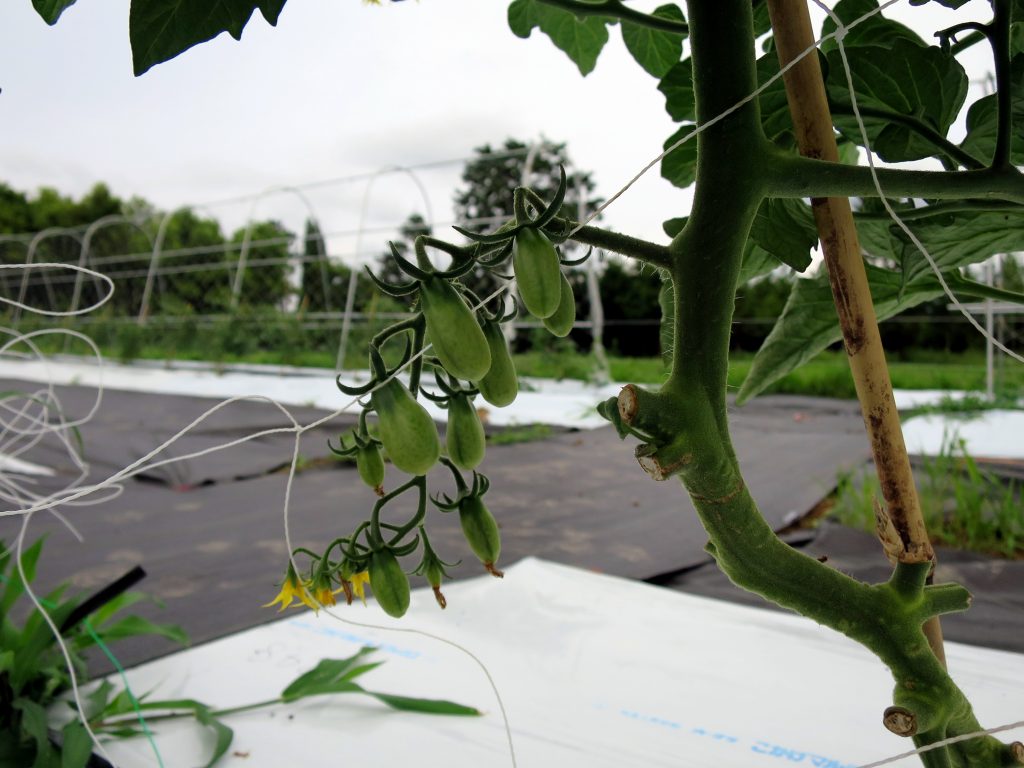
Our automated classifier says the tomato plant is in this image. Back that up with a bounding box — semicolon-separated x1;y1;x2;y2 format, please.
30;0;1024;765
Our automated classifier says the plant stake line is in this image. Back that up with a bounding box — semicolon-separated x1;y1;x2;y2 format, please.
1;263;115;317
337;165;436;372
766;0;944;663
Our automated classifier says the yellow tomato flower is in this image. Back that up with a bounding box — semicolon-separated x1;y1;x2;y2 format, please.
263;564;316;612
350;571;370;605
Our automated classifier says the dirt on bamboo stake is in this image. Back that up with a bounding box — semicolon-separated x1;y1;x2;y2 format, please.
765;0;946;666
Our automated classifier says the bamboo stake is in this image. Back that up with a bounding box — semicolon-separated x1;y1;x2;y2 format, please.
765;0;946;667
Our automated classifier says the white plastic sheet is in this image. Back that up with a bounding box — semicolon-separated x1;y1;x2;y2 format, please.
98;558;1023;768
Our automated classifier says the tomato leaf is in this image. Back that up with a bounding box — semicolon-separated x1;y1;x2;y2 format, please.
31;0;78;25
737;265;946;403
658;59;695;122
748;198;816;274
660;125;698;189
621;4;686;78
129;0;288;76
960;55;1024;166
821;0;925;53
507;0;612;75
826;39;968;162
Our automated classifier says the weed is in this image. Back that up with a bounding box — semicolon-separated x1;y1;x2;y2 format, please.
830;434;1024;558
486;423;554;446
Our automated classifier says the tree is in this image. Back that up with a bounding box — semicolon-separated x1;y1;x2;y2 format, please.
27;1;1024;766
597;259;662;356
452;138;602;307
374;213;432;294
228;220;294;309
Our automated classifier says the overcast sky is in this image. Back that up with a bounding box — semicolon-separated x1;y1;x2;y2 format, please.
0;1;994;268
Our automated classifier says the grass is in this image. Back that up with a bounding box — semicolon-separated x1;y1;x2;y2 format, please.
16;312;1021;400
486;423;554;446
829;435;1024;559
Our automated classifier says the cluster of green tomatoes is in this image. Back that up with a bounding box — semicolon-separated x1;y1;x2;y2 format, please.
267;170;585;618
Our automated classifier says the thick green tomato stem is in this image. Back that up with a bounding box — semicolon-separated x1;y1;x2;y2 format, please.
991;0;1013;169
567;224;672;268
387;476;427;546
648;2;1017;765
766;151;1024;203
535;0;688;35
519;186;673;268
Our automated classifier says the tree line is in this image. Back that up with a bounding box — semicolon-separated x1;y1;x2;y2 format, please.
3;137;1017;358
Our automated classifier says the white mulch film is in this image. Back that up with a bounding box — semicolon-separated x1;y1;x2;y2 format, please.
94;558;1023;768
2;358;1020;455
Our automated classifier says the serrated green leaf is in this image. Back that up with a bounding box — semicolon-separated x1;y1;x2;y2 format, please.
739;239;784;284
129;0;288;76
837;140;861;165
860;206;1024;286
658;59;695;122
960;54;1024;166
821;0;924;53
756;51;797;142
1012;23;1024;56
662;216;687;238
31;0;77;25
737;265;946;403
908;0;970;8
621;4;685;78
752;0;772;38
60;722;92;768
826;39;968;163
536;5;613;76
508;0;541;38
748;198;816;274
660;125;698;189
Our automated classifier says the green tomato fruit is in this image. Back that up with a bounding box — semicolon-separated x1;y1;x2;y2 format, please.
371;378;440;476
369;548;411;618
446;394;485;471
419;275;491;381
513;228;561;319
476;320;518;407
542;270;575;338
356;443;385;494
459;495;501;571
